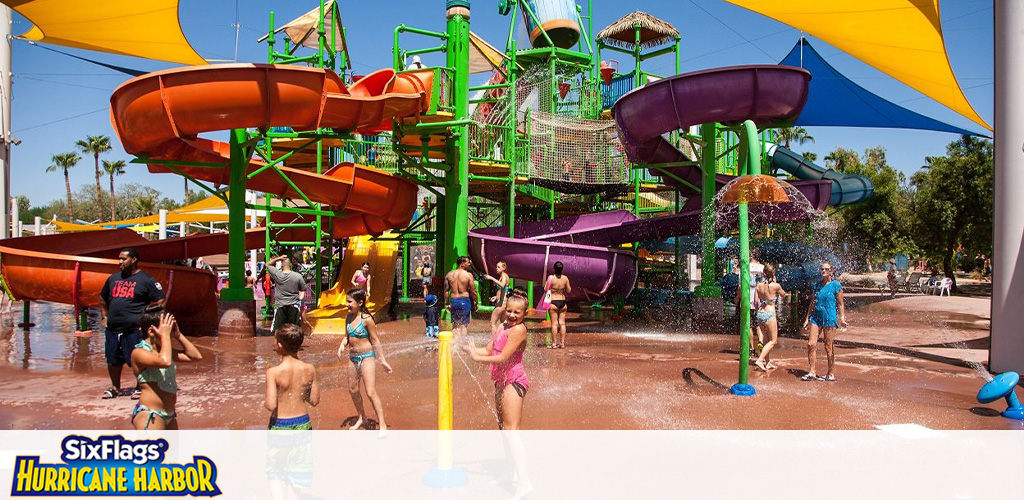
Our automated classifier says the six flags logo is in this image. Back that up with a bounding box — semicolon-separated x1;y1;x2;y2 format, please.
11;435;221;497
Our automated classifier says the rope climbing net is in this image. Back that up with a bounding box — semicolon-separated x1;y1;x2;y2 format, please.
525;110;629;192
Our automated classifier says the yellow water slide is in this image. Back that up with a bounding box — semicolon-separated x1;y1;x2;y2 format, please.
308;235;399;334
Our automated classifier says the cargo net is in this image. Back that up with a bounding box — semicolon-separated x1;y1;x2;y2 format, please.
526;110;629;194
514;63;600;120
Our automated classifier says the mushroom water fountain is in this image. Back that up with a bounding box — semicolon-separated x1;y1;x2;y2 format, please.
722;121;803;397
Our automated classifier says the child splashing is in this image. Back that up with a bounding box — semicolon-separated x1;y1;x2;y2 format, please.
130;307;202;430
462;289;533;499
337;289;392;437
462;290;530;429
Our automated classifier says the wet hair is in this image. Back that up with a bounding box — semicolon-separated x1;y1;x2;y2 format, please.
751;248;762;261
457;256;470;267
121;247;139;260
361;261;370;268
245;270;252;277
553;261;564;277
496;260;507;271
506;292;528;310
275;324;303;354
138;304;165;334
763;263;775;282
347;288;370;315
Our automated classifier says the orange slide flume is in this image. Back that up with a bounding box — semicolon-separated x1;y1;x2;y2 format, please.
0;64;429;334
109;64;431;237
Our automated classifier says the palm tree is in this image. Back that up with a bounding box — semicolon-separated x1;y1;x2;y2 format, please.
775;126;815;150
134;195;157;217
75;135;112;218
102;159;126;221
46;152;82;221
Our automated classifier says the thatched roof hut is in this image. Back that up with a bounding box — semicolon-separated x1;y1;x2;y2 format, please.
597;11;679;49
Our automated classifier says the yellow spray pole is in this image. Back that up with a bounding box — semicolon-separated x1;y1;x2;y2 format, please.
424;330;467;487
438;330;454;431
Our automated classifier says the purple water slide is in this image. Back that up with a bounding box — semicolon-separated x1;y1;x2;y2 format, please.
469;211;639;300
469;66;817;300
613;65;831;211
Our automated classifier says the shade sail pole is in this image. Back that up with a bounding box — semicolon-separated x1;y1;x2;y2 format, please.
0;7;11;240
991;1;1024;374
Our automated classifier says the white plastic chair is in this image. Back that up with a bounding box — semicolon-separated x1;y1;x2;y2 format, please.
938;277;953;296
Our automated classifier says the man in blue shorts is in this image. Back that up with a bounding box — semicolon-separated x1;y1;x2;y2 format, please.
99;248;165;399
445;256;478;338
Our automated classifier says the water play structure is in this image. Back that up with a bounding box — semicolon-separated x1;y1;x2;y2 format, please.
0;0;1006;383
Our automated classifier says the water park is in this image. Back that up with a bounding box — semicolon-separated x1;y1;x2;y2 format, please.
0;0;1020;439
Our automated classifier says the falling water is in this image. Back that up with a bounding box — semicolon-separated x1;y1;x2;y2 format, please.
453;348;500;421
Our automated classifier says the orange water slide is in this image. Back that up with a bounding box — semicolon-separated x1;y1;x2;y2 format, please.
0;230;226;334
109;64;432;237
0;64;430;334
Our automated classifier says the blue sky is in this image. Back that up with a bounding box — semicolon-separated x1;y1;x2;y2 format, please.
8;0;992;208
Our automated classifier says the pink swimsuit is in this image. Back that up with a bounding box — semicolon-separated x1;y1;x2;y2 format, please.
490;324;529;390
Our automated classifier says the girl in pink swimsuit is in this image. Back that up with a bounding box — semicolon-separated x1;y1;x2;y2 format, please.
463;291;530;430
351;262;371;295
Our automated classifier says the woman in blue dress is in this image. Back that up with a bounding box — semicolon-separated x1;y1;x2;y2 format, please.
801;262;848;381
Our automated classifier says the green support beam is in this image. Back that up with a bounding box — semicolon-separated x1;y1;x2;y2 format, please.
221;129;254;303
442;3;471;272
695;123;721;299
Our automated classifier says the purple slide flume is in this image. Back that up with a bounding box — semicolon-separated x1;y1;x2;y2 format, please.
614;64;830;212
470;65;815;300
470;211;639;301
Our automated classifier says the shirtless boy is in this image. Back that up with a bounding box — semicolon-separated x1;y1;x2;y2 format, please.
445;256;478;337
265;324;320;429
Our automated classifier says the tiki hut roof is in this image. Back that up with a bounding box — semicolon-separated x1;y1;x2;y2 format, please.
597;11;679;50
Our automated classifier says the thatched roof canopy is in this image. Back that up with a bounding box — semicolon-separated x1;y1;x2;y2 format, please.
597;12;679;49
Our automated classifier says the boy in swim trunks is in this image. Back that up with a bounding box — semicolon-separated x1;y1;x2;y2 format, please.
265;324;320;429
445;256;478;338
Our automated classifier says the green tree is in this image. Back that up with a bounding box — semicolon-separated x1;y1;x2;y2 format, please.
910;136;994;292
801;151;817;162
13;195;29;221
102;159;126;221
45;152;81;221
776;126;815;149
134;195;157;217
76;135;112;219
825;146;915;269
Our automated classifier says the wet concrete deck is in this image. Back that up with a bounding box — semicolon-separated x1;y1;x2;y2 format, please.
0;290;1017;430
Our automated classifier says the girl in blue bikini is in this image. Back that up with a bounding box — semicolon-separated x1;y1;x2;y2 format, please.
130;307;202;430
337;289;392;436
753;264;787;371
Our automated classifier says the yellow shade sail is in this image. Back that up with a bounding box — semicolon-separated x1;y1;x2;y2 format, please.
723;0;990;130
3;0;207;65
469;31;510;75
52;221;104;232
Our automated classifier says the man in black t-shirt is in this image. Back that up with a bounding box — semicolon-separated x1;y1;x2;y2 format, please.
99;247;165;399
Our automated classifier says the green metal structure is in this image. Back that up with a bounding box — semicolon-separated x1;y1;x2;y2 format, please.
114;0;785;354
